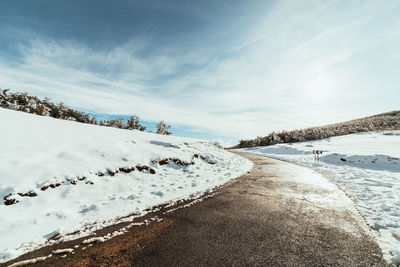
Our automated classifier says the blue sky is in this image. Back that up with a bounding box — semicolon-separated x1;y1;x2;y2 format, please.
1;1;399;146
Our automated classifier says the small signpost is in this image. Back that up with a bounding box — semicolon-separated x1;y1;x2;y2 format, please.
313;150;323;161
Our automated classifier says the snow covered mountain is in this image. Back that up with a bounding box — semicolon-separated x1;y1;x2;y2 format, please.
239;131;400;265
0;108;252;263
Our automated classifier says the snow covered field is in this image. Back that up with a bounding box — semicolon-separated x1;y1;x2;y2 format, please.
0;108;252;263
239;131;400;265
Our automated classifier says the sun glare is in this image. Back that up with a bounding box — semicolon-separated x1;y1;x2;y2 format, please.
304;73;335;101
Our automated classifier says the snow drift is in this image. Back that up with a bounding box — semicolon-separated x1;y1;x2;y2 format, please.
0;108;252;263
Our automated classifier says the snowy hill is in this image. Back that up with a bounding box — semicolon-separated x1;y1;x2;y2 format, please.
235;110;400;148
0;108;252;263
239;131;400;265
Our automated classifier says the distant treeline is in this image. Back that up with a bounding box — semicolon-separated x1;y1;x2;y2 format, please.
234;111;400;148
0;89;172;135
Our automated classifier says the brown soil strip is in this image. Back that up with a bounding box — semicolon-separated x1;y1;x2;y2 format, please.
4;153;215;206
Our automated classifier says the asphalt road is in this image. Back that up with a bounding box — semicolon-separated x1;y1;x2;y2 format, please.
5;152;388;267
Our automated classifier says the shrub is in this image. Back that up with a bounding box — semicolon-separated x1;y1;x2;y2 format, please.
0;89;155;133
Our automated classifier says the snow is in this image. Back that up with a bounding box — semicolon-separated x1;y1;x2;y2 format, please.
239;131;400;265
0;108;253;263
53;248;74;254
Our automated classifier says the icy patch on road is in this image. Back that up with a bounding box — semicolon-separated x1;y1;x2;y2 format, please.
239;131;400;265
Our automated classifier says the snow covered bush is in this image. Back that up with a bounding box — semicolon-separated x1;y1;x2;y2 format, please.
157;120;172;135
127;115;147;131
0;89;93;124
0;89;150;132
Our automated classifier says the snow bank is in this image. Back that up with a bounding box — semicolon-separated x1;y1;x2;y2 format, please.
239;131;400;265
0;108;252;263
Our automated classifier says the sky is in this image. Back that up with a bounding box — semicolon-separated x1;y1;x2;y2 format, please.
0;0;399;146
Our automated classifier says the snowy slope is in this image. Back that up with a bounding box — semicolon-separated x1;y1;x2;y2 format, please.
0;108;252;263
239;131;400;265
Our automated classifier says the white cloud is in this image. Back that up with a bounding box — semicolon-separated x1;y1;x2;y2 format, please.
1;0;400;140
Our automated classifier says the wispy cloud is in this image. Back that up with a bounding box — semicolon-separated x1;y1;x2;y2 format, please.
0;1;399;139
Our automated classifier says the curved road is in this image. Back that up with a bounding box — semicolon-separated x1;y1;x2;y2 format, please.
5;152;388;266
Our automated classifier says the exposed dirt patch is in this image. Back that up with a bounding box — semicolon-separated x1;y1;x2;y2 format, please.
36;219;173;267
